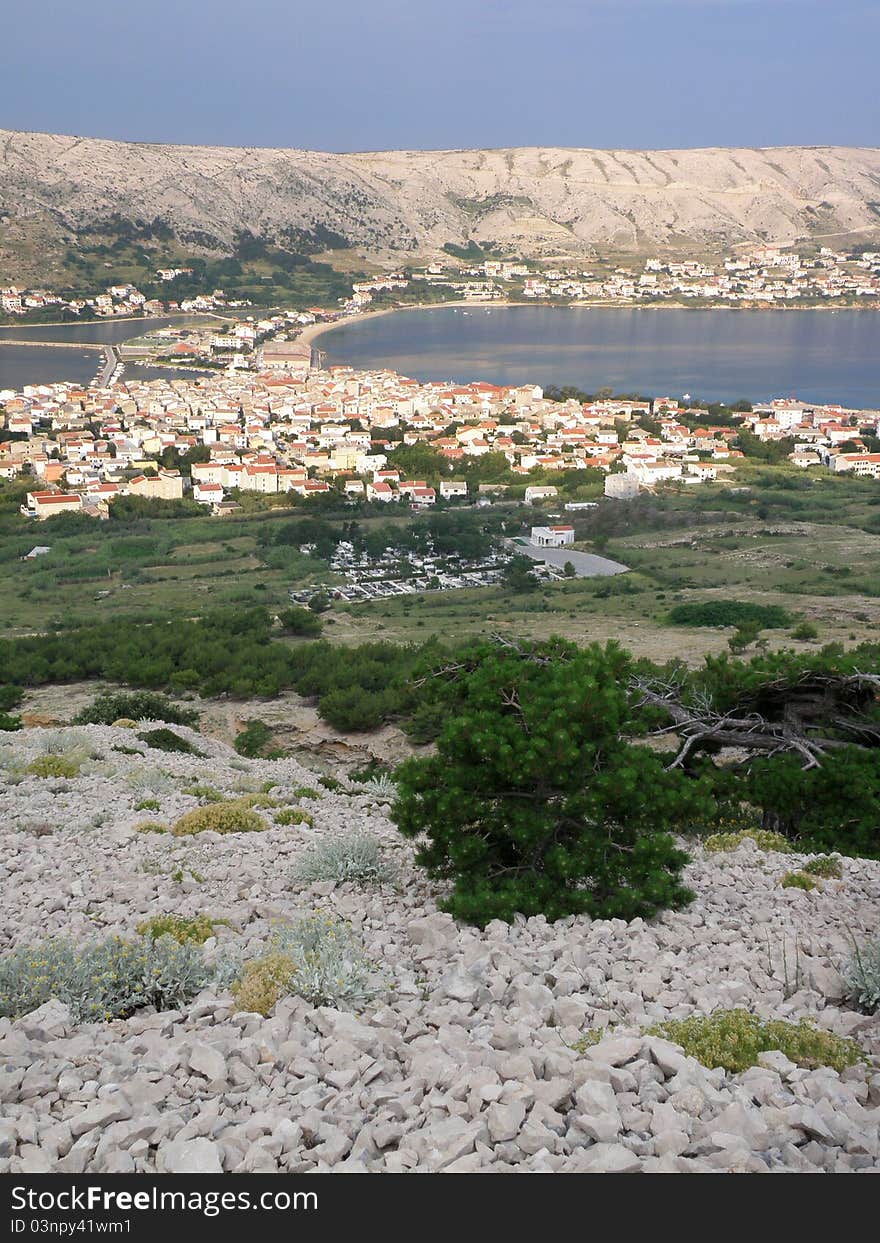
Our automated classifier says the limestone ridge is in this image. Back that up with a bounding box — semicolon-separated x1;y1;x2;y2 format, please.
3;129;880;263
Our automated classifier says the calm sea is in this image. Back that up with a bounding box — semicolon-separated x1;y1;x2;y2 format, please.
0;317;217;390
319;306;880;408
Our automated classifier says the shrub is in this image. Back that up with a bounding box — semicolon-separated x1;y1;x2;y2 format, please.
703;829;792;854
134;798;160;812
667;601;792;629
76;691;200;728
135;821;169;834
781;870;819;891
393;638;709;927
233;720;281;759
136;914;221;944
232;952;297;1016
791;621;819;642
182;785;225;803
845;936;880;1014
232;916;378;1013
802;855;843;879
277;606;323;638
648;1009;862;1073
291;785;320;800
745;749;880;859
318;775;342;792
0;935;215;1022
171;802;268;836
25;754;81;779
112;718;138;729
0;712;22;732
137;728;201;755
275;808;313;827
291;833;391;885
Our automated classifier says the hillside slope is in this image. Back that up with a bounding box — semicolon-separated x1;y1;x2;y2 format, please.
2;130;880;275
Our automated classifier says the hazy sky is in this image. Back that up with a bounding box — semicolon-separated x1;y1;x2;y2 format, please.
3;0;878;151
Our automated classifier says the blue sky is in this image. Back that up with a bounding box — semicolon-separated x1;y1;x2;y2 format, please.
3;0;877;151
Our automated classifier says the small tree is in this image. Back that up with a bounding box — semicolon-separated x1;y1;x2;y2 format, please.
563;560;576;578
393;638;707;926
278;606;322;637
502;554;538;593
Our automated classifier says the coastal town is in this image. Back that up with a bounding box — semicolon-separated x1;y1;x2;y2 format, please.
2;241;880;327
2;351;879;527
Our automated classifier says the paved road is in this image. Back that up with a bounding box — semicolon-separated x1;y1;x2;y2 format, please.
512;541;629;578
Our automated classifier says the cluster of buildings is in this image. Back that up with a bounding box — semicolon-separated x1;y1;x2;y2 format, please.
387;246;880;307
2;354;879;520
0;275;258;321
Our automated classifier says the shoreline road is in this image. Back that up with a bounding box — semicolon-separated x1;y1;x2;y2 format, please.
511;540;630;578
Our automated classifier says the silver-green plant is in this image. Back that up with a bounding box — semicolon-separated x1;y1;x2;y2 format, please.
236;915;380;1011
844;935;880;1015
0;935;218;1023
355;773;397;801
291;833;392;886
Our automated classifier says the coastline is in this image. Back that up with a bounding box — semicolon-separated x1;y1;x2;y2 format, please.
297;297;880;354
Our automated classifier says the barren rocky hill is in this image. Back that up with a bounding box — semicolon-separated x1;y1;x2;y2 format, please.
1;721;879;1173
2;129;880;269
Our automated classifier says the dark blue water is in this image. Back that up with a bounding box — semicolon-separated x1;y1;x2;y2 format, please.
0;316;218;389
319;306;880;408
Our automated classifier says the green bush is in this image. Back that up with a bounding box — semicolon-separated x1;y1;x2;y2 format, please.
393;638;709;926
233;720;280;758
76;691;199;728
134;798;160;812
746;748;880;859
25;754;81;779
667;601;792;629
274;808;313;827
0;935;216;1022
791;621;819;642
802;855;843;879
0;712;22;732
277;606;323;637
137;728;201;755
291;833;391;885
649;1009;862;1073
172;802;268;836
136;914;222;944
780;870;819;891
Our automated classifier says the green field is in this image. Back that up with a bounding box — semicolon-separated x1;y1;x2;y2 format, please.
2;464;879;665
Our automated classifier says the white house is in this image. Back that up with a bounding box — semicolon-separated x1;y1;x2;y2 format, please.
524;485;558;504
530;525;575;547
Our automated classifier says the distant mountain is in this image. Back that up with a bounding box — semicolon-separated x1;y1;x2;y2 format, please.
2;129;880;281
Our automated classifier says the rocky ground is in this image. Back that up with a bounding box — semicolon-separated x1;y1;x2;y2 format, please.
1;723;879;1174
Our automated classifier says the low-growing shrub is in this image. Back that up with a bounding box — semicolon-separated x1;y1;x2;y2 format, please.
232;916;379;1014
25;754;81;779
171;802;267;836
291;785;320;800
137;728;201;756
275;808;313;827
112;718;138;729
667;601;792;629
802;855;843;879
780;870;818;891
703;829;792;854
135;821;169;834
183;784;226;803
318;775;342;792
291;833;391;885
232;951;297;1016
845;936;880;1015
0;712;22;732
136;914;222;945
76;691;200;728
0;935;216;1022
648;1009;862;1073
233;720;281;759
134;798;160;812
